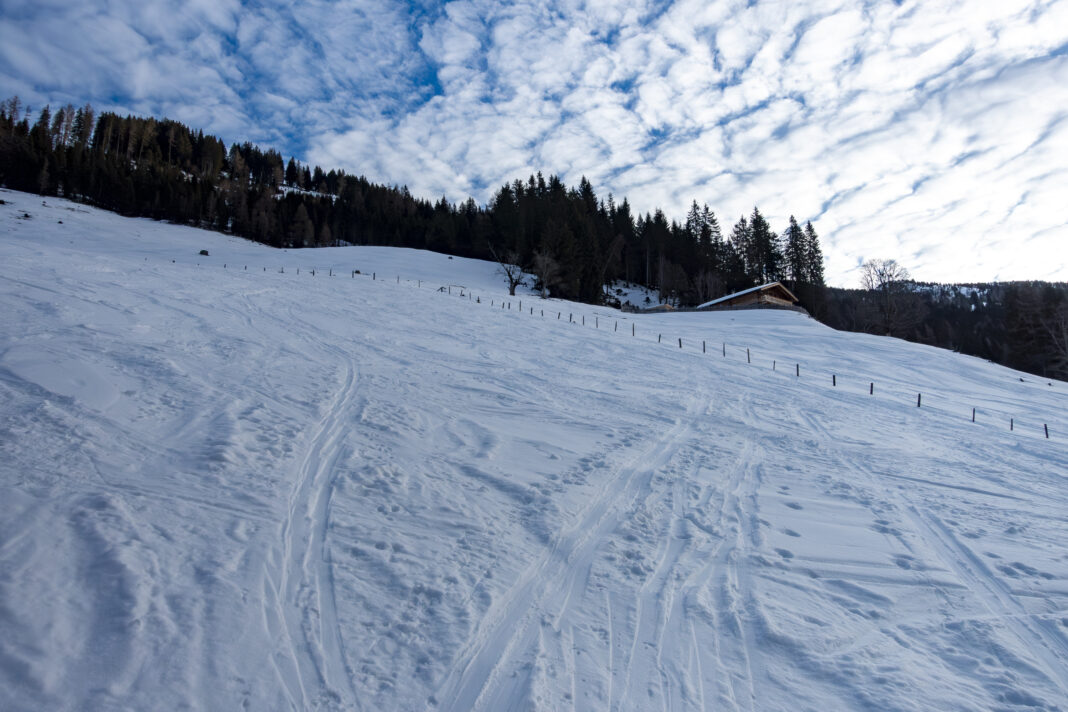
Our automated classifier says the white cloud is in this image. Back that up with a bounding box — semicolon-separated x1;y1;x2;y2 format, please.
1;0;1065;285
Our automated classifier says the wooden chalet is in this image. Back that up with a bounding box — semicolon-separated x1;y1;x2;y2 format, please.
696;282;800;311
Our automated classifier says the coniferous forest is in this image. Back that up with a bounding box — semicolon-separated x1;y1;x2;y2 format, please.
1;98;1065;379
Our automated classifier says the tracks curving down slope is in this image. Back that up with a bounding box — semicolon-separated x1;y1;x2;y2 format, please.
265;349;361;711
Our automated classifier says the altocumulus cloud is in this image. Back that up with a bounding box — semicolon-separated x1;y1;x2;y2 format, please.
1;0;1065;285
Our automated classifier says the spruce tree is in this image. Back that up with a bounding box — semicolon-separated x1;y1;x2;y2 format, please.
749;207;782;284
30;105;52;153
804;221;825;286
730;215;752;283
783;216;806;287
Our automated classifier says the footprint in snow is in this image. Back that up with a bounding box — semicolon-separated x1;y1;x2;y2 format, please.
785;502;803;510
893;556;913;570
998;562;1055;580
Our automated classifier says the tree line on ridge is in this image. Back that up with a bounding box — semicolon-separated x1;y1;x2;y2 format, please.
1;97;1065;379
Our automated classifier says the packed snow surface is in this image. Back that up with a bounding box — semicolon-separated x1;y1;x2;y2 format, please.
2;189;1067;711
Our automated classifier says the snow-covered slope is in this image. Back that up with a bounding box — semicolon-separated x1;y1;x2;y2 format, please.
2;189;1067;712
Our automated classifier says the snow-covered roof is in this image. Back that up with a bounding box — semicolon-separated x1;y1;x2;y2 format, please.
696;282;795;309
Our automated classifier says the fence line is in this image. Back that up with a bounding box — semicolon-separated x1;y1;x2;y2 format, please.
169;257;1063;442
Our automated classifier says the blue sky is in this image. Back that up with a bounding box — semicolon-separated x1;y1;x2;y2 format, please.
2;0;1066;286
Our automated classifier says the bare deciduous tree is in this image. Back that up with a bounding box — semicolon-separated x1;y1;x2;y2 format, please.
860;258;923;336
597;235;625;295
532;250;560;298
488;244;525;296
860;258;910;291
1039;301;1068;379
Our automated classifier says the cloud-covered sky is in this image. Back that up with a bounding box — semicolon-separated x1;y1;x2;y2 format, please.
2;0;1066;285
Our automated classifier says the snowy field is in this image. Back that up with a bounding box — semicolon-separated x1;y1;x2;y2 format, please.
2;188;1067;711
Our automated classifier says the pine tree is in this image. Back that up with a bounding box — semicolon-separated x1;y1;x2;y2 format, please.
749;207;782;284
1;97;21;135
804;221;825;286
30;105;52;153
75;104;94;148
50;104;74;148
730;215;752;282
783;216;806;287
684;200;703;243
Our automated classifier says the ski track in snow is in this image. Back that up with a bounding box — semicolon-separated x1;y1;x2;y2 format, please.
912;509;1068;696
2;190;1068;711
270;340;360;710
786;397;1068;707
433;380;710;711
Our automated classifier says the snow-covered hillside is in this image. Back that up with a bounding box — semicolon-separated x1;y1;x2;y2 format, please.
2;189;1067;712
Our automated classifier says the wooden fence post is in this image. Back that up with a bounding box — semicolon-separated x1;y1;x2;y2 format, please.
703;340;706;353
658;334;662;343
746;348;750;363
870;382;874;395
795;363;799;377
832;375;836;387
917;393;922;407
972;407;976;422
678;338;682;349
1045;424;1050;438
1010;418;1013;431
